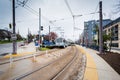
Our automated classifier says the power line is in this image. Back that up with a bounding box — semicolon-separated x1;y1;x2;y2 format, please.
24;5;50;22
25;5;39;15
16;0;28;7
16;0;50;22
64;0;74;16
16;0;38;16
23;6;39;16
91;2;99;20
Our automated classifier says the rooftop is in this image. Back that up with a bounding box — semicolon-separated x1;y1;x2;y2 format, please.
103;17;120;29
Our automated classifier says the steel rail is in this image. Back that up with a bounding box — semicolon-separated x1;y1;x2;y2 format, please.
51;46;78;80
13;46;73;80
0;49;60;65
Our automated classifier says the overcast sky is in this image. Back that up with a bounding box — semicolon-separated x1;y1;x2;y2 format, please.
0;0;119;40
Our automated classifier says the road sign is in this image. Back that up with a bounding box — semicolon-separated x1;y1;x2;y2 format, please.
11;34;17;40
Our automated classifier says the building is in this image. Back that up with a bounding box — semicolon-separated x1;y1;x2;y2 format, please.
84;19;111;47
103;17;120;48
0;29;12;41
79;31;84;45
84;20;96;47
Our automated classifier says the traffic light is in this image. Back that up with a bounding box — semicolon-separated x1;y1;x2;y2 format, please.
41;26;43;30
9;23;12;29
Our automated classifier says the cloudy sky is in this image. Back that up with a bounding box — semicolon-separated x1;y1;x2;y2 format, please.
0;0;119;40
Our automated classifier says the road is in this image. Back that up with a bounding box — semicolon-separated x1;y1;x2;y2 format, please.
0;41;24;55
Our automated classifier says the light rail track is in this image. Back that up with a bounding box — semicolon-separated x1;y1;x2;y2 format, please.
14;46;80;80
51;46;78;80
0;49;60;65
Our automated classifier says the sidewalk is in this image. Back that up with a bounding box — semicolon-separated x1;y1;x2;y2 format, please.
4;42;36;58
17;42;36;54
77;46;120;80
0;42;37;64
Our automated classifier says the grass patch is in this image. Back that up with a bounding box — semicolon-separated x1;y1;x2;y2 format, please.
39;47;50;51
0;40;23;44
0;40;12;44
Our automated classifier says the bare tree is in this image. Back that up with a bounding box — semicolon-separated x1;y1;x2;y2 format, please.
115;0;120;14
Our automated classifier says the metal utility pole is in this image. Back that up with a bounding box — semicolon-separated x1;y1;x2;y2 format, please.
99;1;103;53
12;0;17;54
49;26;50;41
28;28;30;41
39;8;41;46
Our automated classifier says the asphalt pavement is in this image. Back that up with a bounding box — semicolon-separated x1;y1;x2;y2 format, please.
0;42;23;55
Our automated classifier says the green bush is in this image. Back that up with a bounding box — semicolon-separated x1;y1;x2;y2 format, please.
103;45;108;51
39;47;50;51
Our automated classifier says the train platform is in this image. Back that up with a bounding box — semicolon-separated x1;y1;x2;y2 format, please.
77;45;120;80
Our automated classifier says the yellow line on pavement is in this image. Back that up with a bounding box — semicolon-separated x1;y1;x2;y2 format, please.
77;45;98;80
4;52;36;58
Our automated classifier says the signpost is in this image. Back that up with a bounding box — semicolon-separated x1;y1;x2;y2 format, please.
11;34;17;41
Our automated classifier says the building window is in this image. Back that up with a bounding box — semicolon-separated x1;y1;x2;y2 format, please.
104;30;107;34
108;28;111;32
111;43;118;47
111;25;118;41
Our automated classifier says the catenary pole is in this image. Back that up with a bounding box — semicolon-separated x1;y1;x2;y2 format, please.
12;0;17;54
99;1;103;53
49;25;50;41
39;8;41;46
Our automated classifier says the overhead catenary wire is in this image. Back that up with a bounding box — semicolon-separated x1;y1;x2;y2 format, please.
64;0;74;16
91;2;99;20
16;0;61;31
14;0;101;31
16;0;50;21
23;6;39;16
64;0;82;41
22;5;59;27
16;0;100;25
23;5;63;31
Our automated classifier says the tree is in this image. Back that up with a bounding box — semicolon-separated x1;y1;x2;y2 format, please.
27;33;34;43
50;32;58;40
108;31;114;52
115;0;120;14
102;30;115;52
44;32;58;41
93;24;99;45
93;24;112;51
103;33;111;51
16;34;22;40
